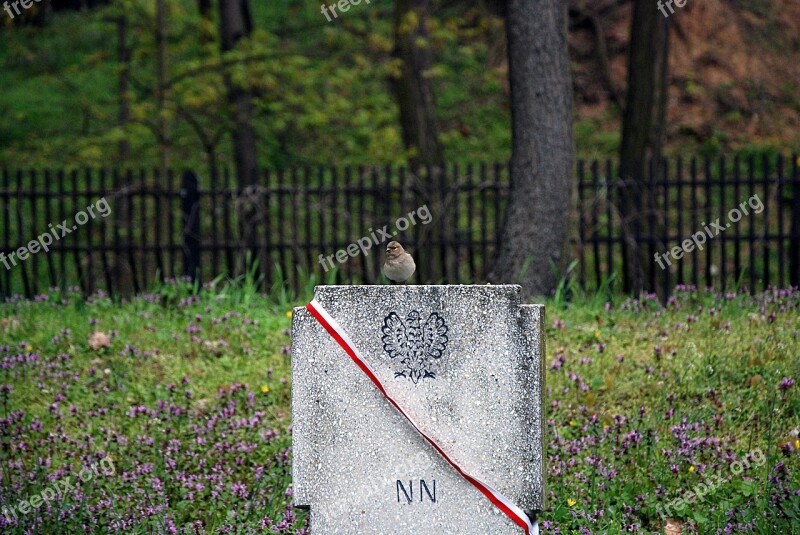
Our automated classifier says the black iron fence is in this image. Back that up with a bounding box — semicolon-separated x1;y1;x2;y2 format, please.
0;154;798;298
578;155;800;296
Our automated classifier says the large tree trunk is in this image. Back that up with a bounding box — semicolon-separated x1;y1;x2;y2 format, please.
391;0;442;168
619;0;669;295
489;0;573;298
219;0;258;186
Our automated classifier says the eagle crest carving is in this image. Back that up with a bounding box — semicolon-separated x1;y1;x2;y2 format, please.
380;310;449;384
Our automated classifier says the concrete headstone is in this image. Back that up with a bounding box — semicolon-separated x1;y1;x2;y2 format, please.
292;285;545;534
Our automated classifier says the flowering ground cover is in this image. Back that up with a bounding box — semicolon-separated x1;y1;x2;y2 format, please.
0;282;798;534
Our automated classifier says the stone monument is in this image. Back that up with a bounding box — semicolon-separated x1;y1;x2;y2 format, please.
292;285;545;534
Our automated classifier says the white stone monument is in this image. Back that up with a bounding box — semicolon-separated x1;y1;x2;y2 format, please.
292;285;545;534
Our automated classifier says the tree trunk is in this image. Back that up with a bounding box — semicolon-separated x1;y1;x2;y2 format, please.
32;0;50;26
117;12;130;161
197;0;214;44
391;0;452;279
155;0;169;175
154;0;172;278
391;0;442;168
219;0;259;275
194;0;217;174
112;10;133;293
619;0;669;296
219;0;258;186
488;0;573;298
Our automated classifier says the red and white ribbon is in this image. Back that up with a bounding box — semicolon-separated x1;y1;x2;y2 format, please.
306;299;539;535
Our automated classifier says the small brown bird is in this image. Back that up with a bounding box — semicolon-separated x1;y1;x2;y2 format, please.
383;241;416;283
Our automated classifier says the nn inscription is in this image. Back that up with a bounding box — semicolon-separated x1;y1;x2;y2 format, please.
396;479;437;504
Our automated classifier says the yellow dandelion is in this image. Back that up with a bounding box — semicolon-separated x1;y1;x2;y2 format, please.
286;311;293;318
25;344;32;352
794;439;799;449
689;465;695;473
567;499;576;507
593;330;600;339
260;385;270;394
569;420;576;426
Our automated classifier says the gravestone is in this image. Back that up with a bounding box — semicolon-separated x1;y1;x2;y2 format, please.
292;285;545;534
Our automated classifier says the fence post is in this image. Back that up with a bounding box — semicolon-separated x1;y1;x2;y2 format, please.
181;170;201;282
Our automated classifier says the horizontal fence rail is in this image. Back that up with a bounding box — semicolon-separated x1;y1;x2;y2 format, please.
0;155;798;298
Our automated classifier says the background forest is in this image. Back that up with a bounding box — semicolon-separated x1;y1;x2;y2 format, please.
1;0;799;174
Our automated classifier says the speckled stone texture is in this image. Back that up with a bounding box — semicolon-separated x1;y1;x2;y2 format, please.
292;285;545;535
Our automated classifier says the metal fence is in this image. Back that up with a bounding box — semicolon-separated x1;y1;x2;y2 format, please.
0;154;798;298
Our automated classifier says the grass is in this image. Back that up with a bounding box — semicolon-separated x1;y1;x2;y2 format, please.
544;286;800;533
0;280;304;533
0;280;798;533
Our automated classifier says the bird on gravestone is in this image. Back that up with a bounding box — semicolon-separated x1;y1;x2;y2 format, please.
383;241;416;283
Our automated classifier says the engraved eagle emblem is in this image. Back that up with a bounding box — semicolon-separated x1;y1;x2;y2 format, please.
380;310;449;384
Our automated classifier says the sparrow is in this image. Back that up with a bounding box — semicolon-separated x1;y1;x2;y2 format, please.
383;241;416;283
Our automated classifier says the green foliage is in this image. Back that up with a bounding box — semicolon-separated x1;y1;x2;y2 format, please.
698;130;727;158
575;118;622;159
0;0;514;170
2;0;800;170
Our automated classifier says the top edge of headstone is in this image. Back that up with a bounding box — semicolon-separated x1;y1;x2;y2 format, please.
299;285;548;311
312;284;523;292
310;284;525;305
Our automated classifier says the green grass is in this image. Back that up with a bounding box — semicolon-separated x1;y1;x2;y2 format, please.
0;281;798;533
0;279;306;532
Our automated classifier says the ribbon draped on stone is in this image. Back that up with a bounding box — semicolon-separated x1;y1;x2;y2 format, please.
306;299;539;535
